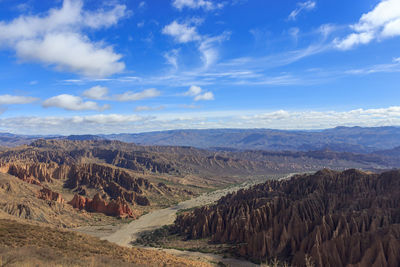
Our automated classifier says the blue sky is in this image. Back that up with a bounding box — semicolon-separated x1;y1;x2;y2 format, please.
0;0;400;134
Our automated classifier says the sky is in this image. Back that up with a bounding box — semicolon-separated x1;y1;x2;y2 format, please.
0;0;400;135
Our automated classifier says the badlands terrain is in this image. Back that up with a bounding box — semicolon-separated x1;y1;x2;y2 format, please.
0;132;399;266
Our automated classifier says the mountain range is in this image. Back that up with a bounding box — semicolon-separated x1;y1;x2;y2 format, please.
2;126;400;154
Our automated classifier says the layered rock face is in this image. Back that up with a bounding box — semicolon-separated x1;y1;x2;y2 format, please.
69;193;136;218
174;169;400;267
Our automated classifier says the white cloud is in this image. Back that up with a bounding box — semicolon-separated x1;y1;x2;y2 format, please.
184;85;214;101
194;91;214;101
83;86;109;100
162;21;201;43
135;105;165;112
172;0;224;11
115;88;160;101
288;1;316;21
335;0;400;50
0;95;38;105
185;85;203;96
0;0;126;77
15;33;124;77
42;94;109;111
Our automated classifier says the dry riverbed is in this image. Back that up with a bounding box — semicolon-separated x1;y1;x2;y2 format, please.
75;173;297;266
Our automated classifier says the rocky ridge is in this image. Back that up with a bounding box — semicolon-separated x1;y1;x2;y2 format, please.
174;169;400;267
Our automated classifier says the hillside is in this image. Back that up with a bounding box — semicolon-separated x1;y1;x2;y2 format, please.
0;218;210;267
173;169;400;266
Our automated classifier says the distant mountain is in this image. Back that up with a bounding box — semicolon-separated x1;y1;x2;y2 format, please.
104;126;400;153
2;126;400;153
63;134;104;141
0;133;43;147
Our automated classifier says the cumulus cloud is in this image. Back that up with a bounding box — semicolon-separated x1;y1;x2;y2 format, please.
172;0;224;11
335;0;400;50
184;85;214;101
185;85;203;96
83;86;109;100
288;1;316;21
162;21;201;43
0;0;126;77
115;88;160;101
42;94;109;111
194;91;214;101
0;95;38;105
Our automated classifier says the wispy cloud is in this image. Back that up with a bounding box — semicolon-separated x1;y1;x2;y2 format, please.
81;87;161;102
288;1;316;21
115;88;161;101
163;49;180;69
135;105;165;112
0;95;38;105
162;20;229;69
345;57;400;75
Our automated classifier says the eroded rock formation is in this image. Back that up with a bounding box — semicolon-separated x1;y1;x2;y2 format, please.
64;163;152;206
0;162;153;206
174;169;400;267
37;187;65;204
68;193;136;218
